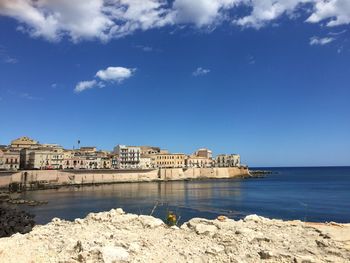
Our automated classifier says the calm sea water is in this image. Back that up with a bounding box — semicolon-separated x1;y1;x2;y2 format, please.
18;167;350;224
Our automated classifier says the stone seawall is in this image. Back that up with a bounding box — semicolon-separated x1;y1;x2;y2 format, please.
0;167;249;191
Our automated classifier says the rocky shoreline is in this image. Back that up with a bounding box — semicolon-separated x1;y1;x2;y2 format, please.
0;206;35;238
0;209;349;262
0;191;43;237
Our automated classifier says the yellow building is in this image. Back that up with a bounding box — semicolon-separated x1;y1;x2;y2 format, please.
10;136;39;150
152;153;186;168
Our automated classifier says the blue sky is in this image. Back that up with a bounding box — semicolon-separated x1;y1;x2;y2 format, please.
0;0;350;167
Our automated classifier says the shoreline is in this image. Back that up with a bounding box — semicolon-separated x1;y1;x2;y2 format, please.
0;167;250;192
0;208;349;262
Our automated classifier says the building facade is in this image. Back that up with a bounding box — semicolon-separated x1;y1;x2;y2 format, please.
194;148;213;159
0;149;20;170
215;154;241;167
152;153;186;168
10;136;39;150
186;156;213;168
114;145;141;169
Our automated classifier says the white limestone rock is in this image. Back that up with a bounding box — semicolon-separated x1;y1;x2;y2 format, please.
101;246;129;263
138;215;165;229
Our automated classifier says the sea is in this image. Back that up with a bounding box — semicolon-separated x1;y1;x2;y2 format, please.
17;167;350;225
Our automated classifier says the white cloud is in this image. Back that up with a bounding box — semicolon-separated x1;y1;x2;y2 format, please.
309;36;335;45
134;44;153;52
0;0;172;42
0;0;350;42
235;0;312;28
307;0;350;27
75;66;134;93
74;80;99;93
96;66;135;82
193;67;210;76
171;0;237;27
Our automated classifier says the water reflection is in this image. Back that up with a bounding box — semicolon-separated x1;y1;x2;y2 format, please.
20;179;243;224
18;168;350;224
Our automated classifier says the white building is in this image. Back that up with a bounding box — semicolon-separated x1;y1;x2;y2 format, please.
113;145;141;169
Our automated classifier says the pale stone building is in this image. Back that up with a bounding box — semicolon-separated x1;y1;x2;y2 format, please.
194;148;213;159
24;148;64;170
79;147;97;153
215;154;241;167
140;157;152;169
21;145;64;170
186;156;213;168
139;146;161;157
152;153;186;168
100;157;112;169
0;149;20;170
0;150;3;169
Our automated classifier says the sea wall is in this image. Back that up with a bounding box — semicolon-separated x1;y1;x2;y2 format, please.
0;167;249;190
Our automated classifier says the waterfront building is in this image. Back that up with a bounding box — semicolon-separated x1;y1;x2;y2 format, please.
20;145;64;170
114;145;141;169
24;148;64;170
109;154;119;169
139;146;161;157
79;147;97;153
152;153;186;168
10;136;40;150
0;149;20;170
140;157;152;169
186;156;213;168
100;157;112;169
215;154;241;167
1;136;243;171
0;150;3;169
194;148;213;159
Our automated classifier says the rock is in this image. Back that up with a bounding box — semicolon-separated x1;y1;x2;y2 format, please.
115;208;125;215
0;211;350;262
244;214;266;222
138;215;165;229
315;239;328;247
74;241;83;252
216;215;228;222
294;255;316;263
128;243;141;253
101;246;129;263
206;245;225;255
0;206;35;237
74;218;84;224
52;218;61;223
195;223;218;236
258;250;273;259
